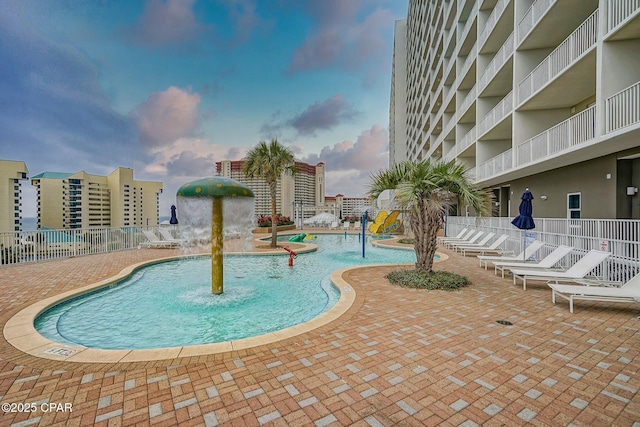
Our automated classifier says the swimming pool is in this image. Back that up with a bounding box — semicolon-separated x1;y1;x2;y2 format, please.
35;234;417;350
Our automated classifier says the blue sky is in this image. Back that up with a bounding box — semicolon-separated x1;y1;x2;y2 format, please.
0;0;407;217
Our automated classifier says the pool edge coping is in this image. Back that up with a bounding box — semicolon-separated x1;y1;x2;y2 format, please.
4;247;446;363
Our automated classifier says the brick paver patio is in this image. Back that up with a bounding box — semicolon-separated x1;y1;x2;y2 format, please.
1;234;639;426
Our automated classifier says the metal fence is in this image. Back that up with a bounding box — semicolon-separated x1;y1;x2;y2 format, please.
0;226;156;266
445;216;640;283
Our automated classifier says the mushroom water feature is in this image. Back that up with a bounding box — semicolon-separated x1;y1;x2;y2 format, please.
176;177;255;294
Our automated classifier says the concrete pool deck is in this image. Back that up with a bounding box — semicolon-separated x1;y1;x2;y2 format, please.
0;231;639;426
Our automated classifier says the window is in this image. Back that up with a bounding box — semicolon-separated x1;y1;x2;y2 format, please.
567;193;581;219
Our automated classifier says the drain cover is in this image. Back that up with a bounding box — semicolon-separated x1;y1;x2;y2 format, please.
496;320;513;326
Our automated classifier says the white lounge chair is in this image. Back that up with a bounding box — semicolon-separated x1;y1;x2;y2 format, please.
439;229;474;247
492;245;574;278
437;228;468;243
330;221;339;229
477;240;545;269
342;221;350;230
140;230;181;248
444;231;484;249
549;273;640;313
452;232;495;252
509;249;611;290
354;221;362;231
158;228;186;244
459;234;509;257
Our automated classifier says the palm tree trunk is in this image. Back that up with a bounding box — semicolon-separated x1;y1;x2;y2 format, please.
412;198;441;273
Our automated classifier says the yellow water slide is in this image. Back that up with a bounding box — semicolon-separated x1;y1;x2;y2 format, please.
368;211;388;233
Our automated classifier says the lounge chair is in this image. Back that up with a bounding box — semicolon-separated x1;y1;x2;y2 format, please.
353;221;362;231
492;245;574;278
477;240;545;269
330;221;339;229
439;229;473;247
158;228;186;244
549;273;640;313
140;230;181;248
451;232;495;252
437;228;468;243
342;221;350;230
459;234;509;257
447;231;484;248
509;249;611;290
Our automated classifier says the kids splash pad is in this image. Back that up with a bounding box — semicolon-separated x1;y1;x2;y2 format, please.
32;235;419;352
176;176;254;294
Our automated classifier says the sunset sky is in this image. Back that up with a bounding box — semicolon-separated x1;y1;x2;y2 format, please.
0;0;408;217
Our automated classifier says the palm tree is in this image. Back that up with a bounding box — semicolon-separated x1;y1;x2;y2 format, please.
369;159;490;273
243;139;296;248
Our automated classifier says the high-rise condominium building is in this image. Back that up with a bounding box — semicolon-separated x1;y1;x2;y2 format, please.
391;0;640;219
216;160;325;217
0;160;29;232
31;167;162;229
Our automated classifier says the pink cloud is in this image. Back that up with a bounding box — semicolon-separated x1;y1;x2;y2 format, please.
132;86;201;149
303;124;388;171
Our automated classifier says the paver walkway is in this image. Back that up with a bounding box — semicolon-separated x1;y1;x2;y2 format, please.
1;237;639;426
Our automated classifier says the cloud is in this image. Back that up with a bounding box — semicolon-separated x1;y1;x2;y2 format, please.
261;94;359;137
127;0;209;48
165;150;216;177
131;87;202;149
143;137;249;178
0;5;142;174
302;124;388;171
287;1;395;78
216;0;270;46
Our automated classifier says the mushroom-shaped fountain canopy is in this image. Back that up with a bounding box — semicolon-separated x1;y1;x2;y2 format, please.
177;177;254;198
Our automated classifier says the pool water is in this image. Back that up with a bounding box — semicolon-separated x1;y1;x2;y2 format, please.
35;234;417;350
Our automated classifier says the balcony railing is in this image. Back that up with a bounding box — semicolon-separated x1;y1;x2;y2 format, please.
457;43;478;88
478;0;510;49
518;0;556;43
517;105;596;166
445;126;477;160
477;91;513;137
607;0;640;32
606;81;640;133
475;148;512;181
478;32;514;94
457;84;477;120
517;10;598;105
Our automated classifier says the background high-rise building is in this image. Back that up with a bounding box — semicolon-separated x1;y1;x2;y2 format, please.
0;160;29;232
391;0;640;219
216;160;325;217
31;167;162;229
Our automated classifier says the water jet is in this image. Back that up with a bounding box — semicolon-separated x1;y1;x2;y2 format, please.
176;177;254;294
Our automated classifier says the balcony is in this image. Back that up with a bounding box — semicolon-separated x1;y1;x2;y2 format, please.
478;32;514;94
475;149;513;181
517;10;598;106
478;0;510;50
516;105;596;167
607;0;640;33
518;0;556;43
477;91;513;137
606;81;640;133
445;126;477;160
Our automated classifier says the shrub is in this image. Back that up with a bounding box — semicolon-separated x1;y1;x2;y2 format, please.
256;215;294;227
398;238;415;245
385;270;470;291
